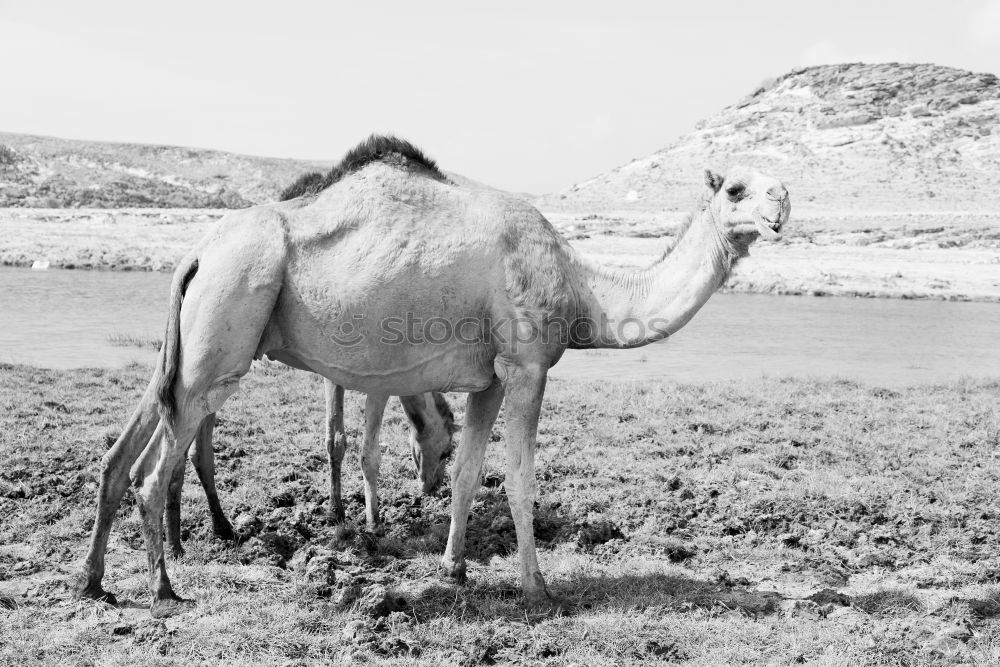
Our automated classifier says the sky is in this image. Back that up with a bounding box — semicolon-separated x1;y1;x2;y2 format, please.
1;1;998;193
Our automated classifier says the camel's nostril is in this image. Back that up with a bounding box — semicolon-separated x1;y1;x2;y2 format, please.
767;185;787;200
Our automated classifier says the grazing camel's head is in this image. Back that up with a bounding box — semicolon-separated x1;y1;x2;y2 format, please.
410;394;460;494
703;167;790;243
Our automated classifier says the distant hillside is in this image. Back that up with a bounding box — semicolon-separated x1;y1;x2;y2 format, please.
0;133;330;208
541;63;1000;212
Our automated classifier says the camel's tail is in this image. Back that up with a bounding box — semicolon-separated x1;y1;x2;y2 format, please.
156;254;199;434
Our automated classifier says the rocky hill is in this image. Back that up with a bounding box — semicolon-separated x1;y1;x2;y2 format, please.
542;63;1000;213
0;132;329;208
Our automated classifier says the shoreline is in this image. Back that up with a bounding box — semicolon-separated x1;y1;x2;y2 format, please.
2;207;999;303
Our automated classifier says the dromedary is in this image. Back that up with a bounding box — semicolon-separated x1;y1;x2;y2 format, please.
76;135;789;616
162;379;457;557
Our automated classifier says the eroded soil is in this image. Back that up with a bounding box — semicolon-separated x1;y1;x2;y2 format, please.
2;363;1000;664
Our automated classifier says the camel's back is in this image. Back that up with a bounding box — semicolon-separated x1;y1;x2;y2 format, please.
285;163;542;257
280;163;580;316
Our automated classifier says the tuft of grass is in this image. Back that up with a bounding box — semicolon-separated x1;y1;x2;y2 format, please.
105;332;162;350
852;588;924;616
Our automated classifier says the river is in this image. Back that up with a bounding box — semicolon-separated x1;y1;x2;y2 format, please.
2;267;998;386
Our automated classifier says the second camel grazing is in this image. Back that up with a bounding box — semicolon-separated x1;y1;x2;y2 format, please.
161;378;458;558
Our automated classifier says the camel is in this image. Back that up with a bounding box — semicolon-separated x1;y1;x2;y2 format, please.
75;135;789;616
161;379;457;557
162;178;458;549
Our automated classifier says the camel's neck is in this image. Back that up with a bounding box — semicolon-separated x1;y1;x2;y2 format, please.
572;204;742;349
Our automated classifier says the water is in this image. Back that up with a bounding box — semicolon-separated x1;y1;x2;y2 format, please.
0;267;170;369
2;267;998;386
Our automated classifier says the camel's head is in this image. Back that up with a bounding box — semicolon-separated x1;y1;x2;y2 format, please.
410;393;459;495
704;167;790;244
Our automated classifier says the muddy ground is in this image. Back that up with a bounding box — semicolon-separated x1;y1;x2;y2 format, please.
2;363;1000;664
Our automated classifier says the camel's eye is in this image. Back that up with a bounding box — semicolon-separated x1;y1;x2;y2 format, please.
725;183;746;199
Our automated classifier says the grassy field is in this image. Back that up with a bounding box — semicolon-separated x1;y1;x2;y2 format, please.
2;363;1000;665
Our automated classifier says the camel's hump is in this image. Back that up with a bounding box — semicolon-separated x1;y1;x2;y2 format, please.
279;135;445;201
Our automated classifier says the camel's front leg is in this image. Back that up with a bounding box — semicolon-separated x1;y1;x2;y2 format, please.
75;378;161;603
188;413;236;542
441;378;504;582
361;393;389;530
324;381;349;523
500;365;556;610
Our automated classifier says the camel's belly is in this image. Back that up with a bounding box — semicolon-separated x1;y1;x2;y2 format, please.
266;343;495;395
263;287;499;394
261;235;511;393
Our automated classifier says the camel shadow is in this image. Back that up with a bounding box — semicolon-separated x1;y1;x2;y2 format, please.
407;571;785;623
367;484;575;565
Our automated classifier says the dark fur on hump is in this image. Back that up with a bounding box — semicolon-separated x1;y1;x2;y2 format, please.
279;134;445;201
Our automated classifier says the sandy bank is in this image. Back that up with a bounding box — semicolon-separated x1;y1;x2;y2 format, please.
2;208;999;302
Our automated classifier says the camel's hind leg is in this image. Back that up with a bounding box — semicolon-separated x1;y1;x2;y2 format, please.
162;413;234;559
188;413;237;542
75;378;161;603
164;453;187;559
132;246;283;616
361;393;389;530
132;416;206;618
324;381;349;523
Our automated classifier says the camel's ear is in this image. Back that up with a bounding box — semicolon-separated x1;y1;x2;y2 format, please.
705;169;725;193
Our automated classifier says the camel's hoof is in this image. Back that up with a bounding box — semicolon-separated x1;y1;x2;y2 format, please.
524;593;569;619
213;524;238;543
328;506;346;525
439;559;467;584
80;587;119;606
149;595;195;619
73;576;118;605
168;544;185;560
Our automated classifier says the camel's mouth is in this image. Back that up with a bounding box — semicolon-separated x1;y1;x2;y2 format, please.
752;210;783;241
